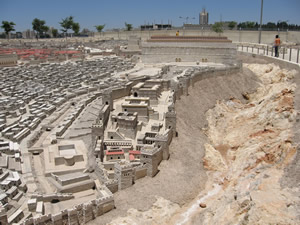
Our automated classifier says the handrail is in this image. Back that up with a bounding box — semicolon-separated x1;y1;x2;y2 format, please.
236;42;300;64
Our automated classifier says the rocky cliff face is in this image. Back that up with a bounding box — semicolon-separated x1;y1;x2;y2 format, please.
175;63;299;225
108;63;300;225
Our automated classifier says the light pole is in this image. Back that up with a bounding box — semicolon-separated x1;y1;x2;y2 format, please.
258;0;264;44
277;20;281;35
179;16;190;25
179;16;188;36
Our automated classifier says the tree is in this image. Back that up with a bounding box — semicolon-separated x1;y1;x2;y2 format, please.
60;16;74;37
32;18;49;39
212;22;223;35
72;22;80;35
237;21;257;29
263;22;277;29
125;22;132;31
228;21;237;30
51;28;58;38
277;21;288;30
82;28;90;34
95;25;105;33
246;21;256;29
1;21;15;39
237;22;245;29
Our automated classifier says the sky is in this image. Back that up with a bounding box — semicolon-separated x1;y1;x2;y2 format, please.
0;0;299;32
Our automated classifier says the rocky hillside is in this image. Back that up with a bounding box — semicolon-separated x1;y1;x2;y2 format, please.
173;63;300;225
108;63;300;225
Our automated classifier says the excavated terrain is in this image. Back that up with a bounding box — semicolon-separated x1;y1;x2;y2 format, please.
90;64;260;225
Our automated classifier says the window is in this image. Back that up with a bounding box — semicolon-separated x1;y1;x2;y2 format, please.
110;157;113;159
110;136;113;139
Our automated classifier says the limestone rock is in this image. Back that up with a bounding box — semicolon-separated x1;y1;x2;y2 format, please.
203;143;227;172
173;64;300;225
199;203;207;208
108;196;180;225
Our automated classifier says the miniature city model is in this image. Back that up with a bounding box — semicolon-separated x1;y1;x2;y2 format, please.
92;79;176;193
0;35;239;224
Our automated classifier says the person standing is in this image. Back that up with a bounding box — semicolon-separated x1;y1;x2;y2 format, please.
274;35;281;57
176;30;179;36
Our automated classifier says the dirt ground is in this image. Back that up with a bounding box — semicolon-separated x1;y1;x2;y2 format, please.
89;63;260;225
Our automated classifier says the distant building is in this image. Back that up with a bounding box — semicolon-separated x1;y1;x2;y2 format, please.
22;29;35;39
140;24;172;31
16;32;22;38
199;8;209;25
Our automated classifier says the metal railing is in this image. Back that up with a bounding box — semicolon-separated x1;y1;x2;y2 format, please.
237;43;300;64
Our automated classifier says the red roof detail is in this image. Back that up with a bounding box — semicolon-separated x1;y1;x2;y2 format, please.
129;155;135;161
106;150;124;155
0;48;80;59
129;150;141;155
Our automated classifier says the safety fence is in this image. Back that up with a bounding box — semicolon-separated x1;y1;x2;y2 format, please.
237;43;300;64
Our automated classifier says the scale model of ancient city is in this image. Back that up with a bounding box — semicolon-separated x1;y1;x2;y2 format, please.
0;8;300;225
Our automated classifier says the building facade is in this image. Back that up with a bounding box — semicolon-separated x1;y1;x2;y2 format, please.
199;8;209;25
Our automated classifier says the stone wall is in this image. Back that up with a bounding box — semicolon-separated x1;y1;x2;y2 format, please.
111;86;131;100
142;42;237;64
105;179;118;193
134;165;147;180
27;129;43;148
173;65;242;102
141;147;163;177
93;29;300;45
22;190;114;225
102;104;111;124
30;193;74;202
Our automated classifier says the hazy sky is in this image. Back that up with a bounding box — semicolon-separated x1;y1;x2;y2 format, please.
0;0;299;32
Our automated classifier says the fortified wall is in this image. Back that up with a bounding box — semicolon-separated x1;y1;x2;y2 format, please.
21;187;114;225
142;35;237;64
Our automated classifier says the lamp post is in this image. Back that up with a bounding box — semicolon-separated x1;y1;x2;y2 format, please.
179;16;190;25
277;20;281;35
179;16;188;36
258;0;264;43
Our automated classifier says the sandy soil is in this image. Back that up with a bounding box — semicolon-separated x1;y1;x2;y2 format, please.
89;65;260;225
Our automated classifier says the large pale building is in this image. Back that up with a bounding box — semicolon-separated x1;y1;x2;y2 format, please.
199;8;209;25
